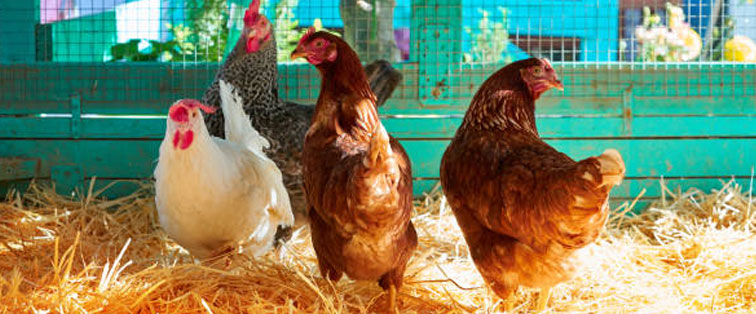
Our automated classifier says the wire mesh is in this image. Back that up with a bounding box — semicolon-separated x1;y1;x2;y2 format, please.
1;0;755;107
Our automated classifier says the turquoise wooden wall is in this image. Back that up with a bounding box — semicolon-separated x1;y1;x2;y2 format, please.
1;0;755;211
2;62;754;209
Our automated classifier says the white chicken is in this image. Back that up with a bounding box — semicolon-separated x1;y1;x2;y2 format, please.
154;80;294;260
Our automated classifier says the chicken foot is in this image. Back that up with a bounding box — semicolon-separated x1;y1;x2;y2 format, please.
490;282;517;312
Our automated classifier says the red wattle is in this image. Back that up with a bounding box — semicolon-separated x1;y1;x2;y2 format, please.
173;130;194;150
247;37;261;53
179;130;194;150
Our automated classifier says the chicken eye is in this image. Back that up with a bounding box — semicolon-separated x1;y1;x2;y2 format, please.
315;40;323;47
533;67;543;75
192;112;197;118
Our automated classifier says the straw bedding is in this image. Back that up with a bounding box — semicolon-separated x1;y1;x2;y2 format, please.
1;178;754;313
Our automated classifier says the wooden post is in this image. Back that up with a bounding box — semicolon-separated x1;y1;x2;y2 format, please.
0;0;39;63
411;0;463;106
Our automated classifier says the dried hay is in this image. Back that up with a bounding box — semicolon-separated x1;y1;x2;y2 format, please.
1;177;755;313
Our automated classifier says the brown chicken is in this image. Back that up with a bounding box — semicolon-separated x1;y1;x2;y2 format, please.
291;28;417;312
440;58;625;311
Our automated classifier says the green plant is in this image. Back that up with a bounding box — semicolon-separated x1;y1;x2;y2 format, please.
274;0;302;62
463;7;512;64
108;0;229;62
183;0;230;62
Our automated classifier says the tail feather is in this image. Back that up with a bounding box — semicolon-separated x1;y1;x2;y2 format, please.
364;60;402;107
596;149;625;188
219;79;270;152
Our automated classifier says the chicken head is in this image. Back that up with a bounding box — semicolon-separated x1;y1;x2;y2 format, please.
519;58;564;100
168;99;216;150
243;0;272;53
290;27;338;65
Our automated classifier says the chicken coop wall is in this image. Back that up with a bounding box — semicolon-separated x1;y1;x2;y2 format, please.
1;0;755;209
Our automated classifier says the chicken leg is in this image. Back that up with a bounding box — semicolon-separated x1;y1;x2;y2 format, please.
503;296;515;312
535;287;551;312
388;284;397;313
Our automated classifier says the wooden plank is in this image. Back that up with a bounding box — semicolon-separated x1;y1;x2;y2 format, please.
0;139;160;179
0;116;167;139
627;116;756;137
400;138;756;178
385;117;624;139
0;117;71;138
0;157;39;181
81;117;166;139
413;178;660;212
3;63;754;115
411;177;752;204
0;63;215;114
632;96;756;116
2;110;752;140
384;116;756;139
0;138;750;199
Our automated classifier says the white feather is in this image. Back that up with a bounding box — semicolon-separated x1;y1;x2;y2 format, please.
219;79;270;152
153;89;294;260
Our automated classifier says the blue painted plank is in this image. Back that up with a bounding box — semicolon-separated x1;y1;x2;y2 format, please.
0;117;71;138
0;139;160;179
412;177;754;203
383;116;756;139
3;63;754;115
2;114;754;141
81;117;166;139
400;138;756;179
0;158;39;181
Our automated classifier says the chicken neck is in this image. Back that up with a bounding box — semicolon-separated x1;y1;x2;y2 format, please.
311;48;377;140
460;78;539;137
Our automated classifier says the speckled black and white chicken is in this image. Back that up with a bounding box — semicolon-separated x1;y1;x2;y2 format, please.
203;0;403;221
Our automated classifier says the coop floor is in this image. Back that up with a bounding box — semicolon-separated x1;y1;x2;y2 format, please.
0;181;755;313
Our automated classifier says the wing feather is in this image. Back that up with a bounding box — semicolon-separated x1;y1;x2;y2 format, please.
219;79;270;152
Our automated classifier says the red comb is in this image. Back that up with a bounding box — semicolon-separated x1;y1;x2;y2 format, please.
299;26;316;45
244;0;261;27
180;99;217;114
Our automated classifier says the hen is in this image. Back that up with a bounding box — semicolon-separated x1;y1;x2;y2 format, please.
155;80;294;260
292;28;417;312
440;58;625;311
202;0;403;220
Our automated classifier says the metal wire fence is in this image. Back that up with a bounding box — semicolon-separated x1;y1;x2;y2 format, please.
1;0;755;105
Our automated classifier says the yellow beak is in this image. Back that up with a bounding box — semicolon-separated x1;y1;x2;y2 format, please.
291;49;307;61
551;80;564;91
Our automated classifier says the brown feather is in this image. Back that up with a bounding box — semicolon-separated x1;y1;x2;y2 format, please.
301;32;417;291
440;58;625;301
